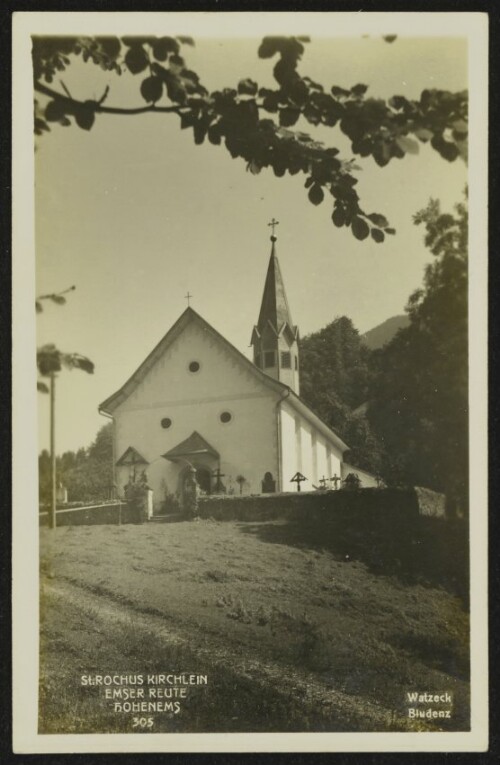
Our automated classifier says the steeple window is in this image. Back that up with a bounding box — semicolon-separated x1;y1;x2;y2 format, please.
264;350;275;368
281;351;291;369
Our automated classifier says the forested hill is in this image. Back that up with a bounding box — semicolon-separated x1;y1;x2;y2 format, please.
361;315;409;350
299;190;468;513
299;316;384;475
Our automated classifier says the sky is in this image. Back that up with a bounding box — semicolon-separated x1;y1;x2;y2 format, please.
34;31;468;454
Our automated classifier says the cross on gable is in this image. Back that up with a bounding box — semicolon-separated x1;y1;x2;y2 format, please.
185;292;192;306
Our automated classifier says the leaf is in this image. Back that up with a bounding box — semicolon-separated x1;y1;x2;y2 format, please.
177;36;195;46
367;213;389;228
414;127;433;142
37;347;62;375
124;45;149;74
395;135;420;155
331;207;345;228
258;37;282;59
431;135;460;162
37;381;49;393
153;36;180;60
351;84;368;97
96;36;121;60
247;160;261;175
45;99;66;122
169;54;185;69
279;107;300;127
208;124;222;145
351;216;370;241
371;228;385;243
452;119;468;136
36;301;43;313
193;121;206;145
164;72;187;104
385;227;396;235
383;35;397;43
66;354;95;374
140;76;163;103
180;111;196;130
331;85;350;98
238;78;258;96
308;184;324;206
74;104;95;131
51;295;66;305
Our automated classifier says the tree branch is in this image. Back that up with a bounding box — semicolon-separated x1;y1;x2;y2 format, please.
35;80;185;116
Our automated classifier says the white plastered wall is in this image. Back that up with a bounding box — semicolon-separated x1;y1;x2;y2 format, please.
111;318;279;509
280;400;344;492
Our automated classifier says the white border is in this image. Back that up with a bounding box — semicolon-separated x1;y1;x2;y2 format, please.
12;10;489;754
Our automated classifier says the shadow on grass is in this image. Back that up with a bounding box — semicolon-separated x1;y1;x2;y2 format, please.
236;516;469;602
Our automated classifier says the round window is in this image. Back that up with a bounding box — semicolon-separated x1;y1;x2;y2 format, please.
161;417;172;429
220;411;232;424
189;361;200;373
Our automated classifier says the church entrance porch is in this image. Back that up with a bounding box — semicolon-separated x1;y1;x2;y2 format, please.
162;430;221;511
180;464;212;499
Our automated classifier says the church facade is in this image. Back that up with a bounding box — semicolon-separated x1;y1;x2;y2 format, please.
99;232;363;512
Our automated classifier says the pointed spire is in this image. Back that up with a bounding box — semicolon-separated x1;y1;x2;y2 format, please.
257;229;294;334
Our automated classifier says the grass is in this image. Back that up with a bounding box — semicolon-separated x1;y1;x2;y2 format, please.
39;518;470;733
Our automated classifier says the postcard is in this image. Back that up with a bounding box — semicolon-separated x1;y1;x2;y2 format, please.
12;10;488;754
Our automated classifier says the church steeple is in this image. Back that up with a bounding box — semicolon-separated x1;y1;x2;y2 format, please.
251;222;300;394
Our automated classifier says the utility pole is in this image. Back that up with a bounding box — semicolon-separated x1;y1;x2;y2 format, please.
50;372;57;530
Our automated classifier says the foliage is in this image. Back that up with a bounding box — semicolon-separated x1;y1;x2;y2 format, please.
39;423;114;503
36;285;94;392
32;35;467;241
37;344;94;393
300;316;385;473
368;192;468;510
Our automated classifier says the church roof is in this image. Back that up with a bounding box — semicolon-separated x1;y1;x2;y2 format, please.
256;237;297;337
99;306;349;454
162;431;219;462
115;446;148;467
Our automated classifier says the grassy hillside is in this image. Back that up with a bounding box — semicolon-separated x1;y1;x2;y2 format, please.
39;519;469;734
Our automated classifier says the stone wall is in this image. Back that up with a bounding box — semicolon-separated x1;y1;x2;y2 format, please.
39;502;136;527
198;487;421;522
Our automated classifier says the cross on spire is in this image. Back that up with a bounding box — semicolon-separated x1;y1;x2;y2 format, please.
185;292;192;306
268;217;279;238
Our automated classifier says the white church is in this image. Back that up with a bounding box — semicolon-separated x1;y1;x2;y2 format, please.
99;228;374;512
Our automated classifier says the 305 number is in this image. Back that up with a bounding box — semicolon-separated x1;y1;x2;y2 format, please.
133;717;154;729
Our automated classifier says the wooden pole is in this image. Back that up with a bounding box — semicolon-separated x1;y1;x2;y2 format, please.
50;372;56;530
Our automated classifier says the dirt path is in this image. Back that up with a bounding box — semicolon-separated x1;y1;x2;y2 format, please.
42;577;426;732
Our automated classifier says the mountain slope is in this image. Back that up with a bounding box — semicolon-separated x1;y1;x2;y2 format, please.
362;315;409;350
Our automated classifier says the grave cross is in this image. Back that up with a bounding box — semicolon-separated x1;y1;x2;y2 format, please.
319;476;329;489
268;217;279;237
290;472;308;492
330;474;341;490
212;467;226;493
